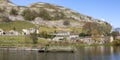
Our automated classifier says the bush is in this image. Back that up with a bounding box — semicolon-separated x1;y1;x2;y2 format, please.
63;20;70;26
30;30;38;44
53;10;65;20
112;40;120;46
38;31;56;39
44;3;56;9
10;8;18;16
38;8;52;20
0;15;11;23
22;9;37;21
82;22;112;36
79;33;91;37
0;8;4;12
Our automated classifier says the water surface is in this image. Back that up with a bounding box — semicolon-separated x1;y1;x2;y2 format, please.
0;46;120;60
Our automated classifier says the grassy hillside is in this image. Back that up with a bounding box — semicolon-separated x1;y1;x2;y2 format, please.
39;25;82;33
0;20;35;31
39;26;57;33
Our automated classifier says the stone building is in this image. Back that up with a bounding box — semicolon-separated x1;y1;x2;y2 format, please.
22;28;39;35
50;31;79;41
0;29;4;35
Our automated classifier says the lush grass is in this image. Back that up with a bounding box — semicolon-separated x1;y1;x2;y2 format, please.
0;36;49;46
69;27;82;33
39;26;57;33
0;20;35;31
37;38;49;45
39;25;82;33
0;35;113;47
0;36;26;46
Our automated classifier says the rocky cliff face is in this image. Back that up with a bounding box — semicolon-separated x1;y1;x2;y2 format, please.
0;0;111;30
0;0;16;7
0;0;9;2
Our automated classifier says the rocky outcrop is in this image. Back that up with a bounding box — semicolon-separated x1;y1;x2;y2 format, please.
0;0;16;7
0;0;9;2
0;0;111;29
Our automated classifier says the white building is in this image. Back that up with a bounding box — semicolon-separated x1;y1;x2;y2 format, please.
50;31;70;41
22;28;39;35
0;29;4;35
51;31;79;41
8;30;19;35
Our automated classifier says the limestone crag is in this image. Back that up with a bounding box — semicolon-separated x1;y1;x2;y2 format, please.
0;0;9;2
0;0;16;7
0;0;111;28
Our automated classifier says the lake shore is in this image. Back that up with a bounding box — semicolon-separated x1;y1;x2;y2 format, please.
0;35;116;48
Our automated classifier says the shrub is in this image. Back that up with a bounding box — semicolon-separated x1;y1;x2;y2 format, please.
0;8;4;12
0;15;11;23
112;40;120;46
30;30;38;44
38;31;55;39
79;33;90;37
82;22;112;36
53;10;65;20
22;9;37;21
63;20;70;26
10;8;18;16
38;8;52;20
44;3;56;9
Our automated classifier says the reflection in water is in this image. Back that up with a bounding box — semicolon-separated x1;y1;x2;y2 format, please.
0;46;120;60
77;46;120;60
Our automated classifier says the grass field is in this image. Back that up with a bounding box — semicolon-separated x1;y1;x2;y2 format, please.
0;36;26;46
0;36;49;46
39;25;82;33
39;25;57;33
0;20;35;31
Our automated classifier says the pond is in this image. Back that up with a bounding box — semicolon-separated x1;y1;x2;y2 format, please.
0;46;120;60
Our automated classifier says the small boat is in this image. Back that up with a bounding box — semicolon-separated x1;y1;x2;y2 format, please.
38;46;76;53
38;49;74;53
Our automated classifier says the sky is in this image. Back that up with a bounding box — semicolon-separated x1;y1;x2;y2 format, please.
11;0;120;28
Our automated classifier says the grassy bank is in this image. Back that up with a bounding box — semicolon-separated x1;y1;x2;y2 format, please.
0;35;113;47
0;36;48;47
0;36;26;46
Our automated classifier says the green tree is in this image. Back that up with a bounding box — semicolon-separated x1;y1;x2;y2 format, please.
10;8;18;16
82;22;112;36
38;8;52;20
30;30;38;44
112;40;120;46
111;31;120;39
91;29;100;41
63;20;70;26
13;26;16;31
79;33;90;37
22;9;37;21
0;15;11;23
